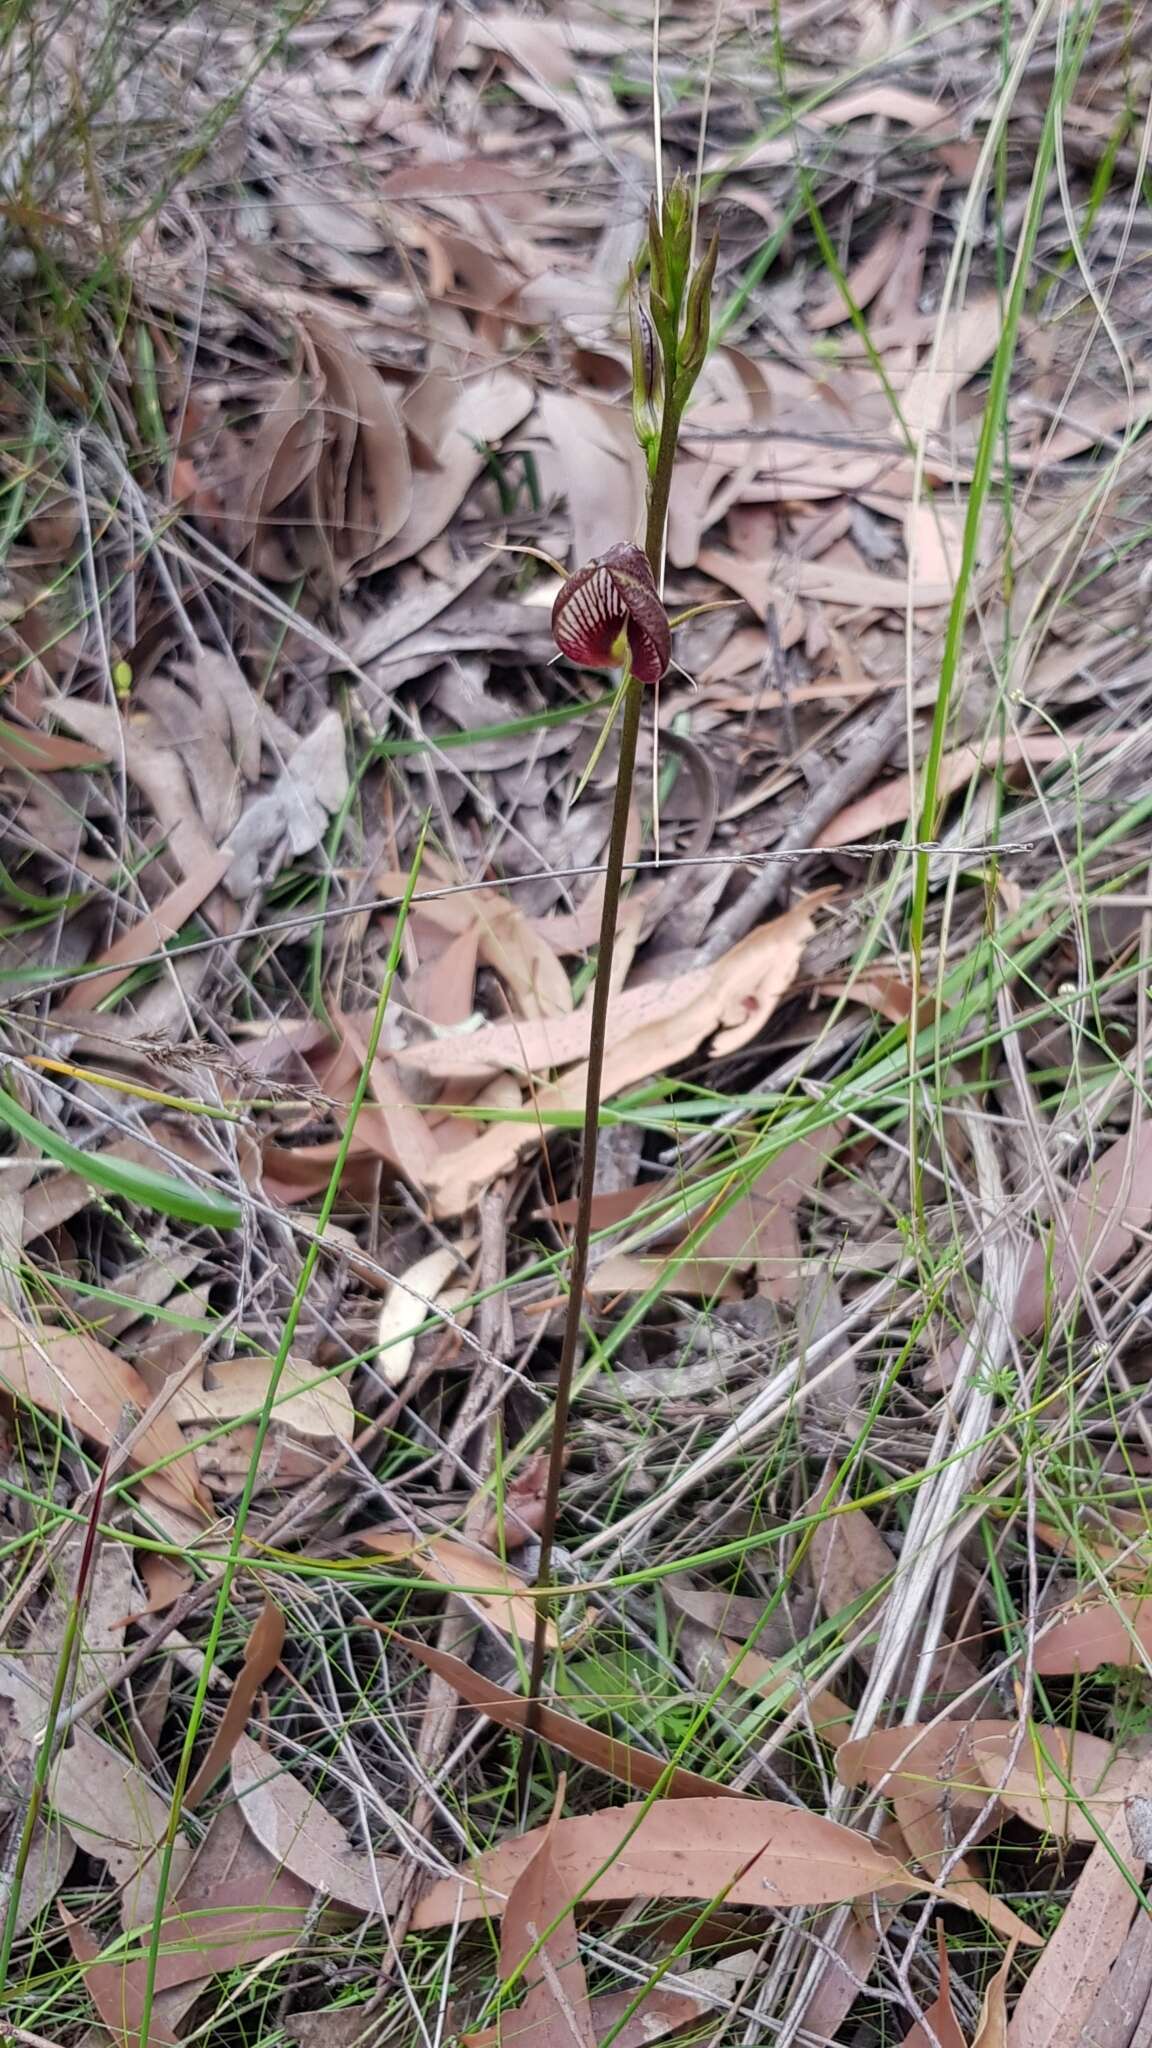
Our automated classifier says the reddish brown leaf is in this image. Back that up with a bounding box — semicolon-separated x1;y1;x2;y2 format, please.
903;1925;969;2048
392;1633;728;1800
57;854;230;1015
837;1724;1044;1947
1034;1594;1152;1674
410;1795;914;1929
0;1306;208;1518
186;1598;285;1808
0;719;108;773
970;1726;1134;1841
497;1795;596;2048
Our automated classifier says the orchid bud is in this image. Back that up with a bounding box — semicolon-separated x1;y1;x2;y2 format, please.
628;272;662;463
658;172;693;319
676;230;719;399
551;542;670;685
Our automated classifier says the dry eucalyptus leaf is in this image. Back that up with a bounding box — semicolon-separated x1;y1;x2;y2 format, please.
23;1537;133;1708
374;1247;467;1387
0;1306;208;1519
355;1530;562;1648
172;1353;354;1444
231;1733;400;1915
223;710;348;896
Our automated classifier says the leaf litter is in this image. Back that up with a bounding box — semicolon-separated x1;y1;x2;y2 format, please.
4;1;1152;2042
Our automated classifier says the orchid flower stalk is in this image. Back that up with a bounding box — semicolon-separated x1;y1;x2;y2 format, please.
520;174;717;1797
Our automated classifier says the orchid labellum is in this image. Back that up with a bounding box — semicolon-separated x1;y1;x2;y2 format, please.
551;542;670;684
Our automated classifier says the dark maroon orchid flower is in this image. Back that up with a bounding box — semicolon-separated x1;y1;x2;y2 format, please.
551;542;671;684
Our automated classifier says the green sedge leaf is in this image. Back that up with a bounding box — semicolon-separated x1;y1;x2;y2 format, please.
0;1084;241;1230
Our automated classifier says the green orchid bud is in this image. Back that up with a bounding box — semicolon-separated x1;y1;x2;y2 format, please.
659;172;694;317
675;230;719;400
628;271;662;466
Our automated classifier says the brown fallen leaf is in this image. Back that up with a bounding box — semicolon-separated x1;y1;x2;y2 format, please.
23;1535;132;1706
698;546;950;617
0;1305;208;1519
798;1903;888;2042
63;1864;314;2048
411;1795;915;1929
836;1723;1044;1947
811;86;952;129
807;1490;983;1708
898;300;1004;438
0;718;108;773
372;369;533;570
374;1247;467;1389
56;854;230;1015
356;1532;562;1648
406;897;830;1219
1006;1746;1152;2048
495;1791;596;2048
902;1924;969;2048
935;1124;1152;1387
51;696;222;881
172;1353;355;1446
971;1946;1016;2048
305;319;412;572
1076;1905;1152;2048
477;1445;554;1551
377;867;574;1022
391;1633;726;1800
0;1656;201;1934
231;1732;400;1916
816;732;1112;847
63;1905;179;2048
538;390;648;567
1033;1593;1152;1675
223;710;348;897
807;219;908;329
971;1725;1134;1841
186;1598;285;1808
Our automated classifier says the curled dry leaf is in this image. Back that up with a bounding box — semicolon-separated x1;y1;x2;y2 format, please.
231;1732;401;1916
0;1304;208;1518
374;1246;466;1387
186;1598;286;1808
902;1925;970;2048
411;1794;915;1929
223;710;349;897
357;1531;562;1648
377;867;573;1021
402;897;829;1219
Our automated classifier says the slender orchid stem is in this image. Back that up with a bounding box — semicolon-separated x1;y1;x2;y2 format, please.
518;394;683;1805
